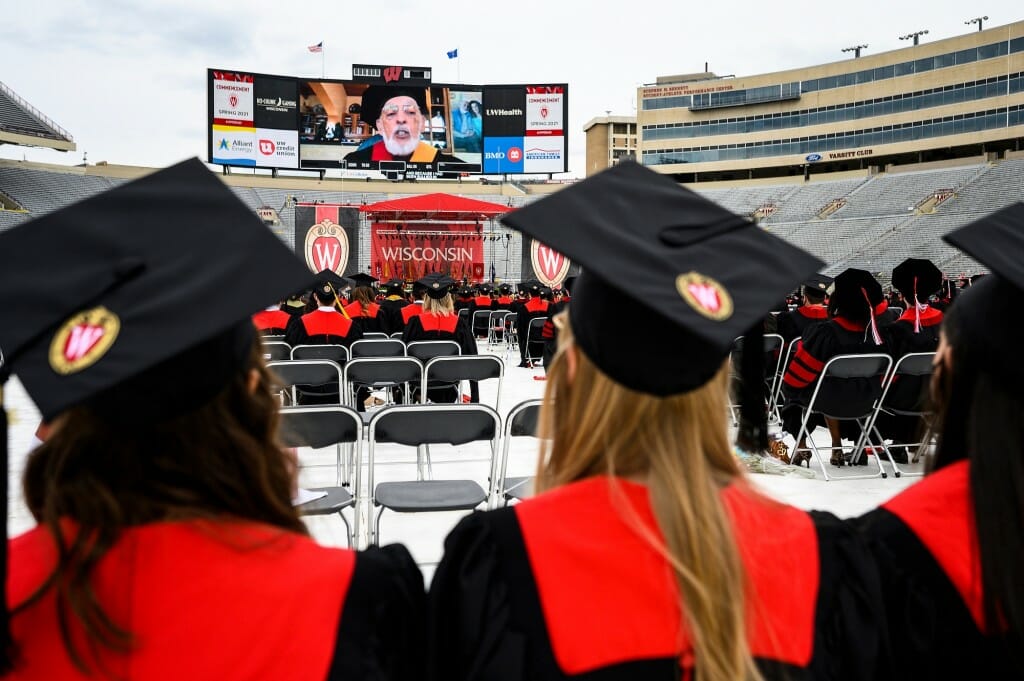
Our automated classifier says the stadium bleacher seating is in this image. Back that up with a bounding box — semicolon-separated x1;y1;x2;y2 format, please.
2;158;1022;276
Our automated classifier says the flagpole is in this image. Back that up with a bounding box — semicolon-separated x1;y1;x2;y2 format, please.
322;44;325;78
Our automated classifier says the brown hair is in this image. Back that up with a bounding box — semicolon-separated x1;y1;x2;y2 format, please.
351;285;376;310
536;312;761;681
17;340;305;672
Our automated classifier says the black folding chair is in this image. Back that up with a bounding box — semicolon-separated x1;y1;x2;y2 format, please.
343;357;423;416
267;359;343;407
471;310;491;338
422;355;504;411
290;344;349;364
367;404;501;545
406;340;461;363
865;352;936;478
524;317;548;366
350;338;406;358
262;340;291;361
487;310;511;349
280;405;362;547
791;353;893;481
498;399;542;506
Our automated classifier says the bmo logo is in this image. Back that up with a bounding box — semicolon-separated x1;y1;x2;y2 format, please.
259;139;276;155
482;137;525;173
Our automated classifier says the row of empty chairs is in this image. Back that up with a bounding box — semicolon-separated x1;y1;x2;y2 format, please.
284;399;542;548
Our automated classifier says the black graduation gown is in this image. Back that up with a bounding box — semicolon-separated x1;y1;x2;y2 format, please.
856;461;1022;678
284;309;364;348
776;305;829;344
379;296;410;336
780;316;888;438
344;301;385;335
401;312;479;402
874;307;943;444
516;297;550;364
427;477;887;681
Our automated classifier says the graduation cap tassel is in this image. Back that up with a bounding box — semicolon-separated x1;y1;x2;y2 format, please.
861;287;883;345
912;276;925;334
736;325;769;455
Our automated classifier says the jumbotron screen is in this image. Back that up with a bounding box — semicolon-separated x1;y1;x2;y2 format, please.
207;68;568;178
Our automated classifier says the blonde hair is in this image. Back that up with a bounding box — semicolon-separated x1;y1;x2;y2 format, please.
536;312;761;681
422;293;454;316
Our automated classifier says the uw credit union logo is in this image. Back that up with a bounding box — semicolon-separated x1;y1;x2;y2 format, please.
259;139;276;155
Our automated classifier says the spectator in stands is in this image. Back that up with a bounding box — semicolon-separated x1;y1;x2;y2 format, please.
0;160;423;678
401;273;478;403
774;273;832;344
858;204;1024;678
428;162;885;681
781;268;889;466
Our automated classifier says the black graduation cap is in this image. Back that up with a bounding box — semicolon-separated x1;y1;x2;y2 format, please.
315;269;351;289
0;157;313;668
348;272;379;287
500;161;822;450
418;272;456;299
520;279;543;295
803;272;833;293
383;278;406;295
359;86;429;127
457;286;475;298
892;258;942;299
829;268;885;344
943;202;1024;384
498;283;513;295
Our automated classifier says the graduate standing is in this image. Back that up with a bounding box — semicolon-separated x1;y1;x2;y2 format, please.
427;162;887;681
857;203;1024;678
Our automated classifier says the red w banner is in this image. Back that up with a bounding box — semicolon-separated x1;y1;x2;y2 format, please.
371;223;485;281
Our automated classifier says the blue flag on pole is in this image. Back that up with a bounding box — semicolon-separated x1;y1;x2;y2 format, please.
446;49;458;59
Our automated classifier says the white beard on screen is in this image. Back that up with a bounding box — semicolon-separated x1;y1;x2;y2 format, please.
382;128;421;157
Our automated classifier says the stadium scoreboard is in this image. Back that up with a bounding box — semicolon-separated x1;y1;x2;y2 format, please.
207;65;569;178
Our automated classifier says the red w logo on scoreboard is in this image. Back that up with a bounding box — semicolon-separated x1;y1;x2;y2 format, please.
383;66;402;83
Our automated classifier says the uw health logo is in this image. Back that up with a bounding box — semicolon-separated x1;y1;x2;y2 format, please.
530;240;571;288
48;306;121;375
304;219;349;275
676;272;733;321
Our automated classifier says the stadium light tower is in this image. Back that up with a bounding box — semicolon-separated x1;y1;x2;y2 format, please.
841;44;868;58
965;16;988;31
899;30;929;45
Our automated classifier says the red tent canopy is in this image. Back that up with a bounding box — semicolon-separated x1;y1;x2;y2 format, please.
359;193;512;220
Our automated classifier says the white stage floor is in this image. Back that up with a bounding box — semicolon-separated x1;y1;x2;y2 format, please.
4;339;921;584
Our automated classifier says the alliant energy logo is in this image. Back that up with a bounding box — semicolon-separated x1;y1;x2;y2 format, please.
304;220;349;274
676;272;733;321
530;240;571;288
48;306;120;375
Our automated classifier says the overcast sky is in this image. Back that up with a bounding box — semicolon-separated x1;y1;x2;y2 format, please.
1;0;1020;178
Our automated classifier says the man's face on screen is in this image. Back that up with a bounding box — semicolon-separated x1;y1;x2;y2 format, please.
378;96;424;157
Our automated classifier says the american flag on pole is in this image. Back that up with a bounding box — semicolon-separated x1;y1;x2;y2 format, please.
308;41;323;53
